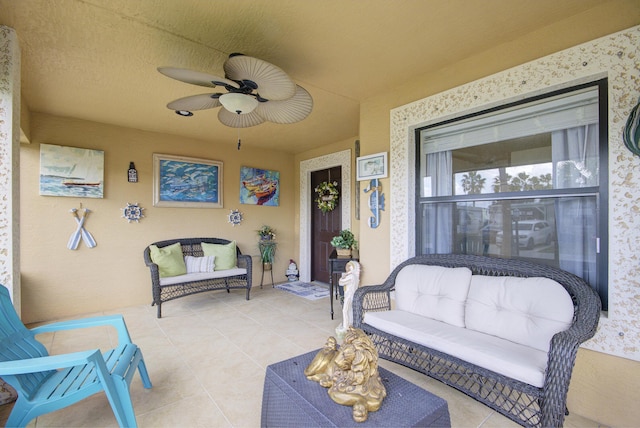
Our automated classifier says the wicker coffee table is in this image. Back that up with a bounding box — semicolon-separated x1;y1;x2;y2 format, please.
261;350;450;427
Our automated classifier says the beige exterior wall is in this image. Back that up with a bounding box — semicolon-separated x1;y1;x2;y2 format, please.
20;113;295;323
570;348;640;425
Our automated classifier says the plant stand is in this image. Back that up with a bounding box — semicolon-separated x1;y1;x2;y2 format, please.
260;261;275;288
259;240;277;288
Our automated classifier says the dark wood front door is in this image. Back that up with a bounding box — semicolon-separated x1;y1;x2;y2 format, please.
311;166;342;283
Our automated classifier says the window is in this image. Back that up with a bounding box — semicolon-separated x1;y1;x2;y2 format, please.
415;80;608;309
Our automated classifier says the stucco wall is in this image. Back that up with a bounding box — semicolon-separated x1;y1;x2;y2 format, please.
20;113;295;323
0;26;20;310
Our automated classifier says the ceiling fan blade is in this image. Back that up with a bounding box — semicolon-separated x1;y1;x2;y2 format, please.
158;67;239;89
255;85;313;124
223;55;296;101
218;108;265;128
166;94;222;111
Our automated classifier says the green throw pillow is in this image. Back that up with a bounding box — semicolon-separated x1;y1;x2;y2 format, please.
149;242;187;278
202;241;237;270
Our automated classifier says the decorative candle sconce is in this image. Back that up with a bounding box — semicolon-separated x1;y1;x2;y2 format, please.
128;162;138;183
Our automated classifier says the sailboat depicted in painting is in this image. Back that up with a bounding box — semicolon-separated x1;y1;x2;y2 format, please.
62;149;103;187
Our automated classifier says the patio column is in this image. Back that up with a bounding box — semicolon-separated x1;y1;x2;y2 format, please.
0;25;21;312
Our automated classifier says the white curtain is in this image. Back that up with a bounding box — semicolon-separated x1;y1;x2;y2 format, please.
422;151;453;253
552;124;598;284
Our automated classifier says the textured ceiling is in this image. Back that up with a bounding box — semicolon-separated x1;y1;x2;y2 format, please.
0;0;635;153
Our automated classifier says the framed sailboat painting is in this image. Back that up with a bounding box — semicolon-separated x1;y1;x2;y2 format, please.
240;166;280;206
39;144;105;198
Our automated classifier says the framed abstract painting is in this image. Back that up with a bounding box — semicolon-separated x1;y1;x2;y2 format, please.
240;166;280;206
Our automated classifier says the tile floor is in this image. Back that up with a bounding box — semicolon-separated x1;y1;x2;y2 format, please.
0;284;602;427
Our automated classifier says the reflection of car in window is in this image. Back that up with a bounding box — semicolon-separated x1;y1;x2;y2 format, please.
495;221;553;249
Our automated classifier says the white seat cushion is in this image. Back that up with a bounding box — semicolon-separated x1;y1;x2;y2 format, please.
364;310;549;388
465;275;574;352
159;268;247;286
395;265;472;327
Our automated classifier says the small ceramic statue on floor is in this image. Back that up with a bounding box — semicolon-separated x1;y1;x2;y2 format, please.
286;259;299;281
336;261;361;340
304;327;386;422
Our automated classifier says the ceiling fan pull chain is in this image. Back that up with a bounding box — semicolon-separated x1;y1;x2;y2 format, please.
237;128;241;150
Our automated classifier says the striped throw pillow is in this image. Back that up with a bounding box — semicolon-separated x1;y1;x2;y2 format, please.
184;255;215;273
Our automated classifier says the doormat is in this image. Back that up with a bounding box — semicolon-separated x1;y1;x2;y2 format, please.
274;281;330;301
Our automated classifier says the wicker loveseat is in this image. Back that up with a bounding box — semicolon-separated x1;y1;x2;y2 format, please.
353;254;601;428
144;238;252;318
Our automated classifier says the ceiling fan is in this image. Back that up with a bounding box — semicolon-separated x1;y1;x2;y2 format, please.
158;53;313;128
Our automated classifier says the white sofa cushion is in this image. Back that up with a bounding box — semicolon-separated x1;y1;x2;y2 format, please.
159;268;247;286
465;275;574;352
364;310;549;387
395;265;472;327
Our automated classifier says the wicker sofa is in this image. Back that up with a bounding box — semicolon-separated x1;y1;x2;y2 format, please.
353;254;601;428
144;238;252;318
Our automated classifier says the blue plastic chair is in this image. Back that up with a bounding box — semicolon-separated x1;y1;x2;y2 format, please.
0;285;152;427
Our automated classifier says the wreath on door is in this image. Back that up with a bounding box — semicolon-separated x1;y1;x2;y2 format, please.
315;181;339;213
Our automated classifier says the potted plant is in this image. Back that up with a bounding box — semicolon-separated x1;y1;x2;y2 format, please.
330;229;358;257
259;242;277;270
257;225;277;270
257;225;276;241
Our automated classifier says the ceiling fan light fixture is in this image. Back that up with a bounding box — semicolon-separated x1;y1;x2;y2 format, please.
175;110;193;117
219;93;258;115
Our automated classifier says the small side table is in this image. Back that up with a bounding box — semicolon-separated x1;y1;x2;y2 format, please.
328;249;359;320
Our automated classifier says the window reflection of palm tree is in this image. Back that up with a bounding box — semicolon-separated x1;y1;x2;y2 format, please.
461;171;486;195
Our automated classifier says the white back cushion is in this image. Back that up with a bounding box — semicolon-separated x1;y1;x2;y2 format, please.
465;275;574;352
395;265;472;327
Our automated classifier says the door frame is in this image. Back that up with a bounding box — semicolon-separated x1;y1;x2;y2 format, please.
299;149;351;282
